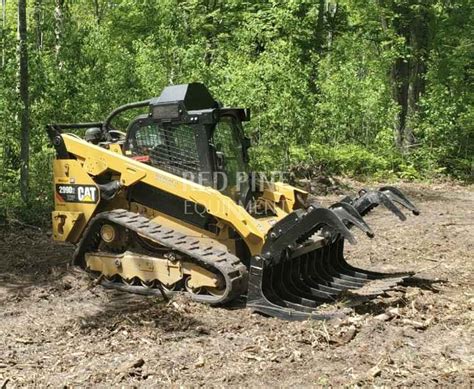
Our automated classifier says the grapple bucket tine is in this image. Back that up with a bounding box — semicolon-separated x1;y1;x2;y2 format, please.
270;263;345;314
309;249;355;290
303;254;344;296
284;258;331;303
332;239;374;279
317;208;357;245
318;246;368;289
320;241;369;285
330;202;374;238
335;239;414;279
275;260;322;308
260;261;312;311
307;249;352;292
357;190;406;221
246;258;340;320
320;244;367;287
268;266;324;312
295;255;337;300
379;186;420;215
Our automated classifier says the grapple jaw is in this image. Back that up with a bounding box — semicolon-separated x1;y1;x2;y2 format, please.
379;186;420;215
342;186;420;220
330;202;374;238
246;186;419;321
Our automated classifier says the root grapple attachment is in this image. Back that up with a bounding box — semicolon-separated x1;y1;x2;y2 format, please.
247;187;420;320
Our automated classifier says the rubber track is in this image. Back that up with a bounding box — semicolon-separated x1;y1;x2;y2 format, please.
73;209;249;305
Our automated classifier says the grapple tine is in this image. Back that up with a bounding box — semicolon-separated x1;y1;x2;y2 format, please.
332;239;375;279
294;255;337;300
313;207;358;245
319;245;366;287
264;261;320;312
275;260;325;308
379;186;420;215
308;246;361;290
330;202;374;238
262;262;311;312
307;249;354;292
284;258;333;303
300;255;342;297
307;250;346;292
334;238;414;279
246;256;344;320
320;241;370;285
355;189;407;221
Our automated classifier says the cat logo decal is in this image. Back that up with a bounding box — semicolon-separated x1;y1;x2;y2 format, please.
55;184;99;204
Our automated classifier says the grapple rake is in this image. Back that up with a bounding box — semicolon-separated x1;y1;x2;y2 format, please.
247;187;420;320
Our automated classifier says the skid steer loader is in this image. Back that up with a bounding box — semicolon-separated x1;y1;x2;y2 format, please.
47;83;419;320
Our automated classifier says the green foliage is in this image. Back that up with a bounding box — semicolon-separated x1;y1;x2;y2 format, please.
314;34;397;147
413;1;474;178
0;0;472;225
290;144;390;177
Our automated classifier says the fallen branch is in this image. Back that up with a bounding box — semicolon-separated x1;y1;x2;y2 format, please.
8;218;42;232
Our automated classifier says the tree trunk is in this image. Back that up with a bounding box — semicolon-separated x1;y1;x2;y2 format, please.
314;0;326;54
406;4;431;146
54;0;64;66
18;0;30;202
382;1;431;151
391;58;410;149
93;0;101;25
34;0;42;49
1;0;6;67
307;0;327;93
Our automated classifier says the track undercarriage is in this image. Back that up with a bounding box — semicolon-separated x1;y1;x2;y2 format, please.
75;209;248;305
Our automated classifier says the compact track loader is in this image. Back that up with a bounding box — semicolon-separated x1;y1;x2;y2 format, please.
47;83;420;320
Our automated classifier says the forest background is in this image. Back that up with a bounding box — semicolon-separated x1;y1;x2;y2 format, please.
0;0;472;224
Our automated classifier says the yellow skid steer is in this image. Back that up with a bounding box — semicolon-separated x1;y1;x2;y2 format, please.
47;83;419;320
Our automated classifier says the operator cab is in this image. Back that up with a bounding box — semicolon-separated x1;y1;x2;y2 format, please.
123;83;251;205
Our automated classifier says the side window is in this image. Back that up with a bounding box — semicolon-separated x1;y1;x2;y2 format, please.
129;121;201;177
134;123;163;153
167;125;198;160
213;121;238;185
213;117;246;186
162;124;201;175
212;116;249;202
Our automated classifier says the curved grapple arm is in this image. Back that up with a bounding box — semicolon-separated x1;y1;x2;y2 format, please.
341;186;420;220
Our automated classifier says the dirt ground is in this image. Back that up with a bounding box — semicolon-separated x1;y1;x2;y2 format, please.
0;182;472;387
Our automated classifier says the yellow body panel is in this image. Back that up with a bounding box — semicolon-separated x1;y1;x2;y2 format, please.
52;134;308;256
63;135;263;236
51;211;83;241
53;159;100;243
86;251;219;289
108;143;123;155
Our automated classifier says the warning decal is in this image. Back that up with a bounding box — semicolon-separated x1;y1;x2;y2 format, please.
55;184;99;204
